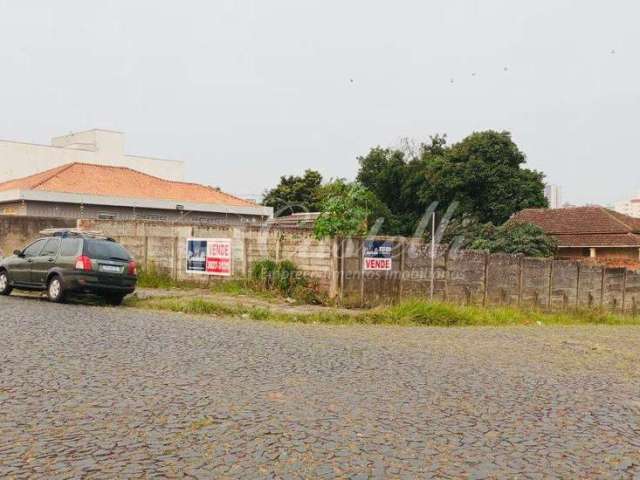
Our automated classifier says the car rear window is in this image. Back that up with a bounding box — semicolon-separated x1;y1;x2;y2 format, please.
84;240;132;261
60;238;82;257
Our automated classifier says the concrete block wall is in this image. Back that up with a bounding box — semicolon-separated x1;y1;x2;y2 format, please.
0;215;76;257
2;214;640;314
78;220;335;290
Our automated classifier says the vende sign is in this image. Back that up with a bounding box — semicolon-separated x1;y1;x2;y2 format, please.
363;240;395;271
364;257;392;271
186;238;232;276
206;239;232;276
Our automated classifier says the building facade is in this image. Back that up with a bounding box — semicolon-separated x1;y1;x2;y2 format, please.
614;193;640;218
0;129;184;183
0;162;271;225
544;184;562;209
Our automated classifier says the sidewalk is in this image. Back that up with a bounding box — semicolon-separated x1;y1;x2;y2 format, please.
134;287;362;317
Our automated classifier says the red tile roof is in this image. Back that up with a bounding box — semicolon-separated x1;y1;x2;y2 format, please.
511;207;640;247
0;162;253;207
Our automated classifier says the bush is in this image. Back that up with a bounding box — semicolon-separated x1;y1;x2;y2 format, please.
251;259;278;290
250;259;321;302
137;263;178;289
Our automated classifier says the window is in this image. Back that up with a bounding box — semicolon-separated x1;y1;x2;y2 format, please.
60;238;82;257
22;239;46;257
98;212;117;220
41;238;61;257
84;240;131;261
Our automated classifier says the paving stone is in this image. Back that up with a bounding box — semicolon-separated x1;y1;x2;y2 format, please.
0;296;639;479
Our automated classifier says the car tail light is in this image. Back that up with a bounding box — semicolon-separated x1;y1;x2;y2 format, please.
75;255;92;271
128;260;137;276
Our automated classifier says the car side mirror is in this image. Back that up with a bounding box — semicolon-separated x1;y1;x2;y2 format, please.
13;249;23;257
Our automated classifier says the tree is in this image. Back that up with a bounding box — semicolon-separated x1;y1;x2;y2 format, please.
470;222;557;257
314;183;384;239
262;170;323;216
356;146;429;235
420;131;547;225
356;131;547;235
318;179;396;234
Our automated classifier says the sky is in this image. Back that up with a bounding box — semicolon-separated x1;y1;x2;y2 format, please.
0;1;638;206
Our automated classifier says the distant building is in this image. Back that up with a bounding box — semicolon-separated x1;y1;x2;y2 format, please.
544;184;562;209
0;129;184;183
512;206;640;262
267;212;321;229
614;193;640;218
0;162;272;224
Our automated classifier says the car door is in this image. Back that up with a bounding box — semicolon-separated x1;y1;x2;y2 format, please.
11;239;47;285
30;237;61;286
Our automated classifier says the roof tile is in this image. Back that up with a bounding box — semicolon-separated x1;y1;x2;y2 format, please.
511;207;640;248
0;162;252;207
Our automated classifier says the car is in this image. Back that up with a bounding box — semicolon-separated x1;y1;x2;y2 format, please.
0;229;137;305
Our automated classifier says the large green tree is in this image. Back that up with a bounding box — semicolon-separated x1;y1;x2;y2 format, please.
262;169;323;216
356;131;547;235
421;131;547;225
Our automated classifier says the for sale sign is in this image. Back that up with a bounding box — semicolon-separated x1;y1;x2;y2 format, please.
206;239;232;276
186;238;232;276
363;240;394;271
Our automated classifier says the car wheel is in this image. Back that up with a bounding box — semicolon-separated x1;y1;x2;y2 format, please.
0;270;12;296
46;275;65;303
105;294;125;306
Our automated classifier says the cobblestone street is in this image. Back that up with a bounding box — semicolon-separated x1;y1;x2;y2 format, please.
1;296;639;479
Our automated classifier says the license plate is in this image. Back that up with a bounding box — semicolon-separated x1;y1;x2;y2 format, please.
100;264;122;273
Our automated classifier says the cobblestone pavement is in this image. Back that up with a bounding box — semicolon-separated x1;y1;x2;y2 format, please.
1;296;640;479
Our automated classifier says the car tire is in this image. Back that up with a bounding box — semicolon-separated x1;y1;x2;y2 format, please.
0;270;12;296
105;294;125;306
46;275;65;303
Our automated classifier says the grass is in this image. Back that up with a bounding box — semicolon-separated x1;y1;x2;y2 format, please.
136;266;277;299
125;296;640;327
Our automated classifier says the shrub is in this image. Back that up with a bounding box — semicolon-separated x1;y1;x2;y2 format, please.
251;259;278;290
137;263;178;289
250;259;321;302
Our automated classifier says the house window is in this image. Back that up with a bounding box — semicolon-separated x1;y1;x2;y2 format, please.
98;212;117;220
582;248;591;257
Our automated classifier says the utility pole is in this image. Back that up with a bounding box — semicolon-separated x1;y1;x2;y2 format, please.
430;212;436;300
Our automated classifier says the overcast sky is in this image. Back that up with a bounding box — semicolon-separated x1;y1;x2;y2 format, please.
0;1;638;206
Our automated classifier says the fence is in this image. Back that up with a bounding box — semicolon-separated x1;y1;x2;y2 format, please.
2;215;639;313
339;237;640;313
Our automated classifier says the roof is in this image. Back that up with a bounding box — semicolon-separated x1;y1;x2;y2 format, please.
0;162;253;208
267;212;321;229
511;206;640;247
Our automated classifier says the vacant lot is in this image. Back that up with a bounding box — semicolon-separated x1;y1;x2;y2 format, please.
1;296;639;479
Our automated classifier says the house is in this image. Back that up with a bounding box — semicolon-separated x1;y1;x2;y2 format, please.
0;162;272;224
267;212;321;229
511;206;640;261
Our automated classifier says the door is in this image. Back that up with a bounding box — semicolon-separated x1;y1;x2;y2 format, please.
11;239;47;285
31;238;61;286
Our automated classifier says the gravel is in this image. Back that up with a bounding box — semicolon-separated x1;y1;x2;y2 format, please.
1;295;639;478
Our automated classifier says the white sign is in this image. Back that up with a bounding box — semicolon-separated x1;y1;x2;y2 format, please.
186;238;232;276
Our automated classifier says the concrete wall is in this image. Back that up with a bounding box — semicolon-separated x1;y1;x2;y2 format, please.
0;129;184;183
340;238;640;313
77;219;338;293
3;214;640;314
0;216;76;257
